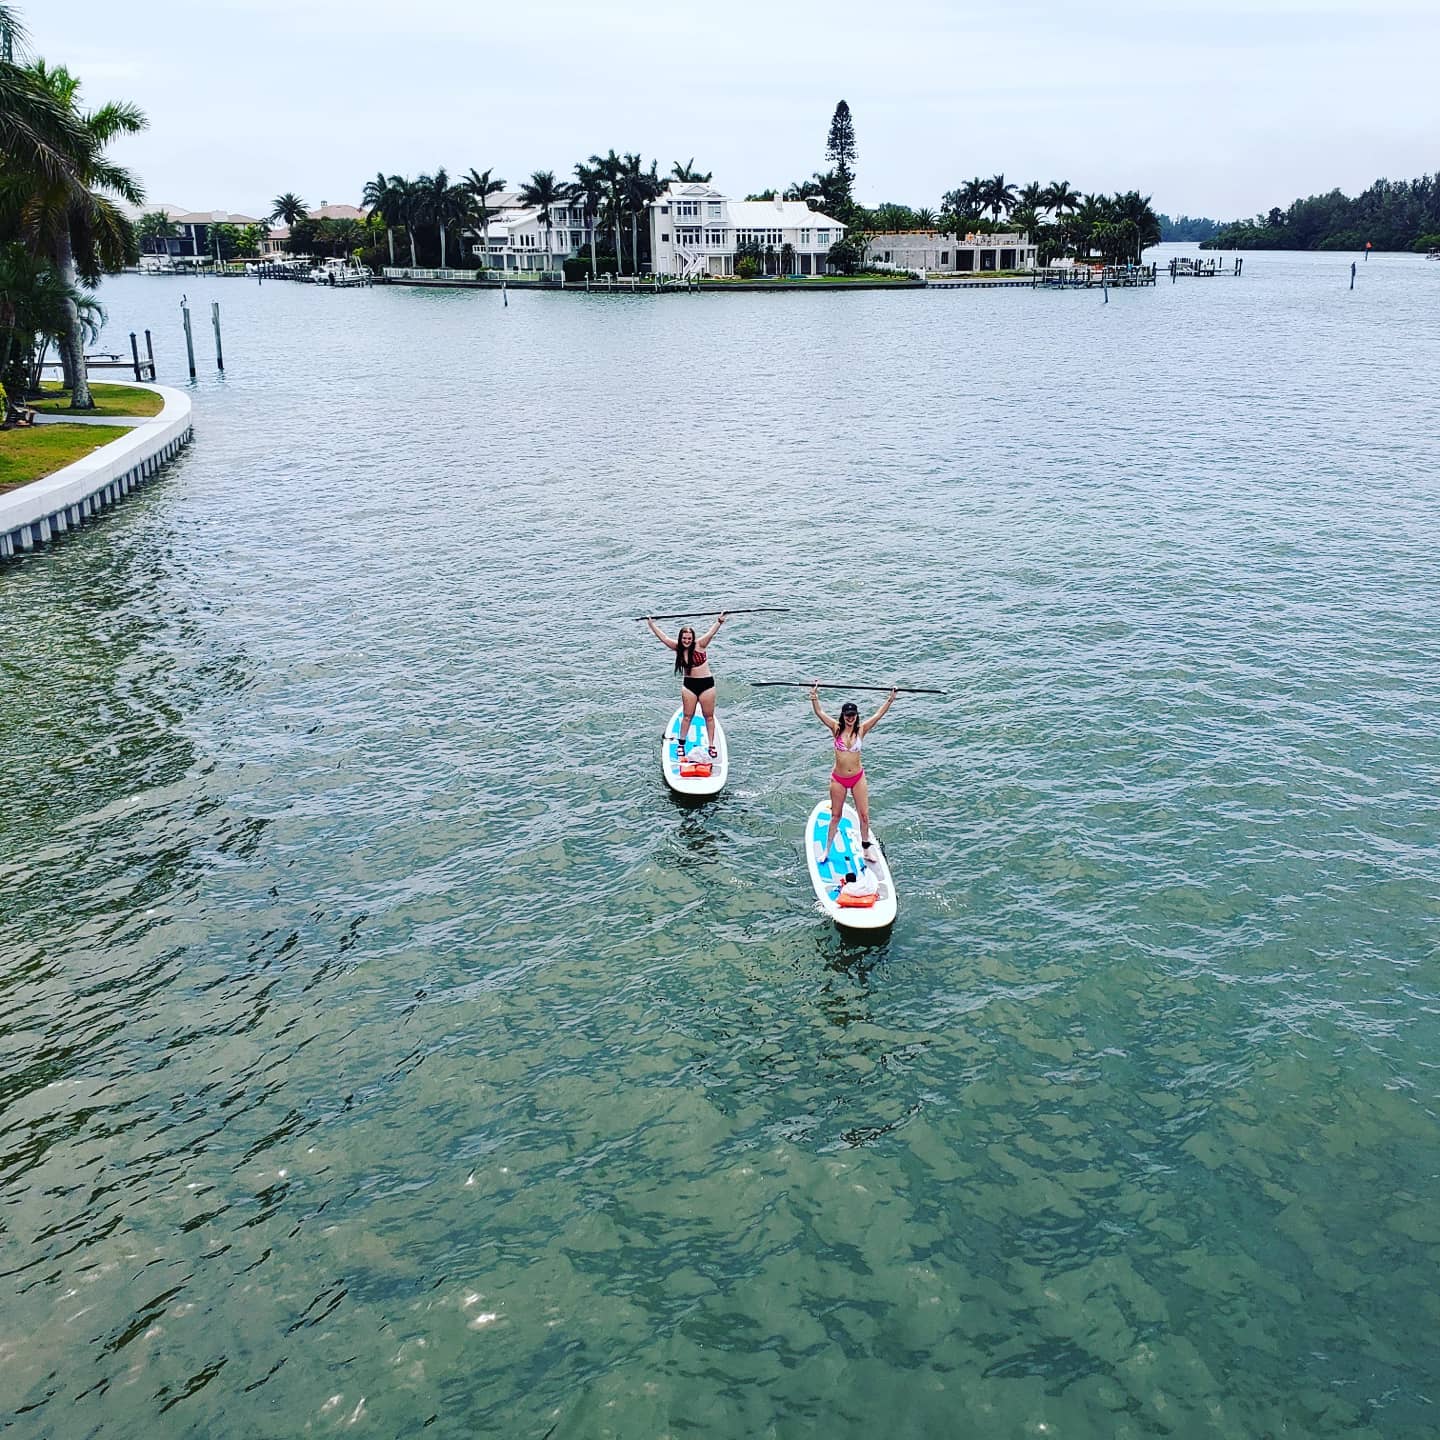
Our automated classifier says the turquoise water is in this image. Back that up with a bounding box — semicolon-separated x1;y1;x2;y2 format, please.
2;250;1438;1437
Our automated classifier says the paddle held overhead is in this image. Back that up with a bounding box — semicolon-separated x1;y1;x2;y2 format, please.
632;607;792;621
751;681;946;695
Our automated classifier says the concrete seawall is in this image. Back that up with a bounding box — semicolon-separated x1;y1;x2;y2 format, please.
1;385;193;562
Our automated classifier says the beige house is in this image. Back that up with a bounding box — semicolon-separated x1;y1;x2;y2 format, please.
865;229;1038;275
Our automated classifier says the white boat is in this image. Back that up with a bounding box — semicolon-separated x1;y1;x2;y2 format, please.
804;798;897;930
309;258;372;287
661;707;727;797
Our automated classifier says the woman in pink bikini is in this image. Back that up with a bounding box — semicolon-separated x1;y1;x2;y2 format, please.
645;612;727;758
810;683;897;861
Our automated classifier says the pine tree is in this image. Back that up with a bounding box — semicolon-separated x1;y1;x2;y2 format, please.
825;100;857;193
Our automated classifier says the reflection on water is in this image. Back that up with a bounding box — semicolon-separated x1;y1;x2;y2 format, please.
1;252;1439;1437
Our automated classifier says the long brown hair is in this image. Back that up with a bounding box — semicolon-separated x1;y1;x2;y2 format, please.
837;701;860;744
674;626;696;674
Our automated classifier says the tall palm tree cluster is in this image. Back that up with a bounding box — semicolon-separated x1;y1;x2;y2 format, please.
1;4;144;410
934;176;1160;265
352;153;696;276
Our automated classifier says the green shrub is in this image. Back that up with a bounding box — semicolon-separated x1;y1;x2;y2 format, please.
562;255;619;281
735;255;762;279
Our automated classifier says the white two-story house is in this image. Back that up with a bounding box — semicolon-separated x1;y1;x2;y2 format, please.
648;183;846;279
469;192;596;273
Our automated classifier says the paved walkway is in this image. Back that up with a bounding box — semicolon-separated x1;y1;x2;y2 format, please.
32;413;146;429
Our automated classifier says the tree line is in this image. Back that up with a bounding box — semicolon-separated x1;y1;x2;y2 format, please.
1;4;141;410
1201;172;1440;252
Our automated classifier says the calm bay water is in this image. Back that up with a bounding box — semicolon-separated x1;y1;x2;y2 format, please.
2;249;1438;1437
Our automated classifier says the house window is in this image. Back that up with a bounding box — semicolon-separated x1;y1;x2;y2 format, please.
677;227;701;246
660;204;670;214
707;202;722;218
817;230;831;244
800;229;812;245
941;251;949;265
706;229;726;247
677;201;699;219
660;232;670;243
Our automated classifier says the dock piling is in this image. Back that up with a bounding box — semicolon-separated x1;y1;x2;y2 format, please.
129;331;142;381
145;330;155;379
211;301;224;372
180;296;196;380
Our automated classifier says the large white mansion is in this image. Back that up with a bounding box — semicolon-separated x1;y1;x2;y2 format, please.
464;181;847;277
648;183;847;278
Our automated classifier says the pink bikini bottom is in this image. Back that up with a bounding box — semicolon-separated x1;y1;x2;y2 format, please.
831;769;864;790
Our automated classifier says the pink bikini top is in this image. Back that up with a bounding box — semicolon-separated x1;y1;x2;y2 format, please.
834;728;862;753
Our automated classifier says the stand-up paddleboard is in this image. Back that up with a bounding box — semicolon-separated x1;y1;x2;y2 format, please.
661;707;727;797
805;798;898;929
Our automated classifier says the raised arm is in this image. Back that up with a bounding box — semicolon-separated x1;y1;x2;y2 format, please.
810;683;838;734
697;610;727;648
861;688;897;736
644;616;677;651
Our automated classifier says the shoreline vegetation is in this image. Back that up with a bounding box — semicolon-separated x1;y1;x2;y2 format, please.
1;4;146;413
268;102;1162;281
1199;171;1440;253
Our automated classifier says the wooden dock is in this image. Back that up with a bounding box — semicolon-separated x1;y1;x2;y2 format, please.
1169;257;1244;280
1034;264;1158;289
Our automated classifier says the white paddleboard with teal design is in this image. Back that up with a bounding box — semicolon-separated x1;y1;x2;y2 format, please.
805;798;897;929
661;707;727;796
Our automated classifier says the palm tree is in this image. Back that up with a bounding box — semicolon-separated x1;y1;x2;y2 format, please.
1010;206;1040;244
619;154;661;275
392;177;420;266
671;158;711;183
913;207;937;228
1018;181;1045;214
20;61;143;409
960;177;986;222
0;5;86;184
461;167;505;270
269;191;307;226
1109;190;1162;263
984;174;1017;222
590;150;626;273
360;172;402;266
415;168;471;268
136;209;176;254
0;240;82;391
570;161;605;276
1044;180;1081;217
518;169;564;271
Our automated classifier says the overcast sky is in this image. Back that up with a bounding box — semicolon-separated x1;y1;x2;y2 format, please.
25;0;1440;221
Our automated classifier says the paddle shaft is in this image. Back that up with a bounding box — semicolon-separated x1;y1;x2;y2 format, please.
635;607;792;621
751;682;947;695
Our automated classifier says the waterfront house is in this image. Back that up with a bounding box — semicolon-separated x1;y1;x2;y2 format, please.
139;206;264;260
864;229;1037;275
467;192;595;273
262;203;371;257
648;184;846;278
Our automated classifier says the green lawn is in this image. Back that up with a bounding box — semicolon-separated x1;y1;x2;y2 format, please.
33;381;164;418
0;423;131;492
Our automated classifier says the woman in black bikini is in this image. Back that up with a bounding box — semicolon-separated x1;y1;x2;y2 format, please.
645;612;727;758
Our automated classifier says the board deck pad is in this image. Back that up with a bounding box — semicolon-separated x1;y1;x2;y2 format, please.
812;807;873;898
806;798;897;928
661;708;727;796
